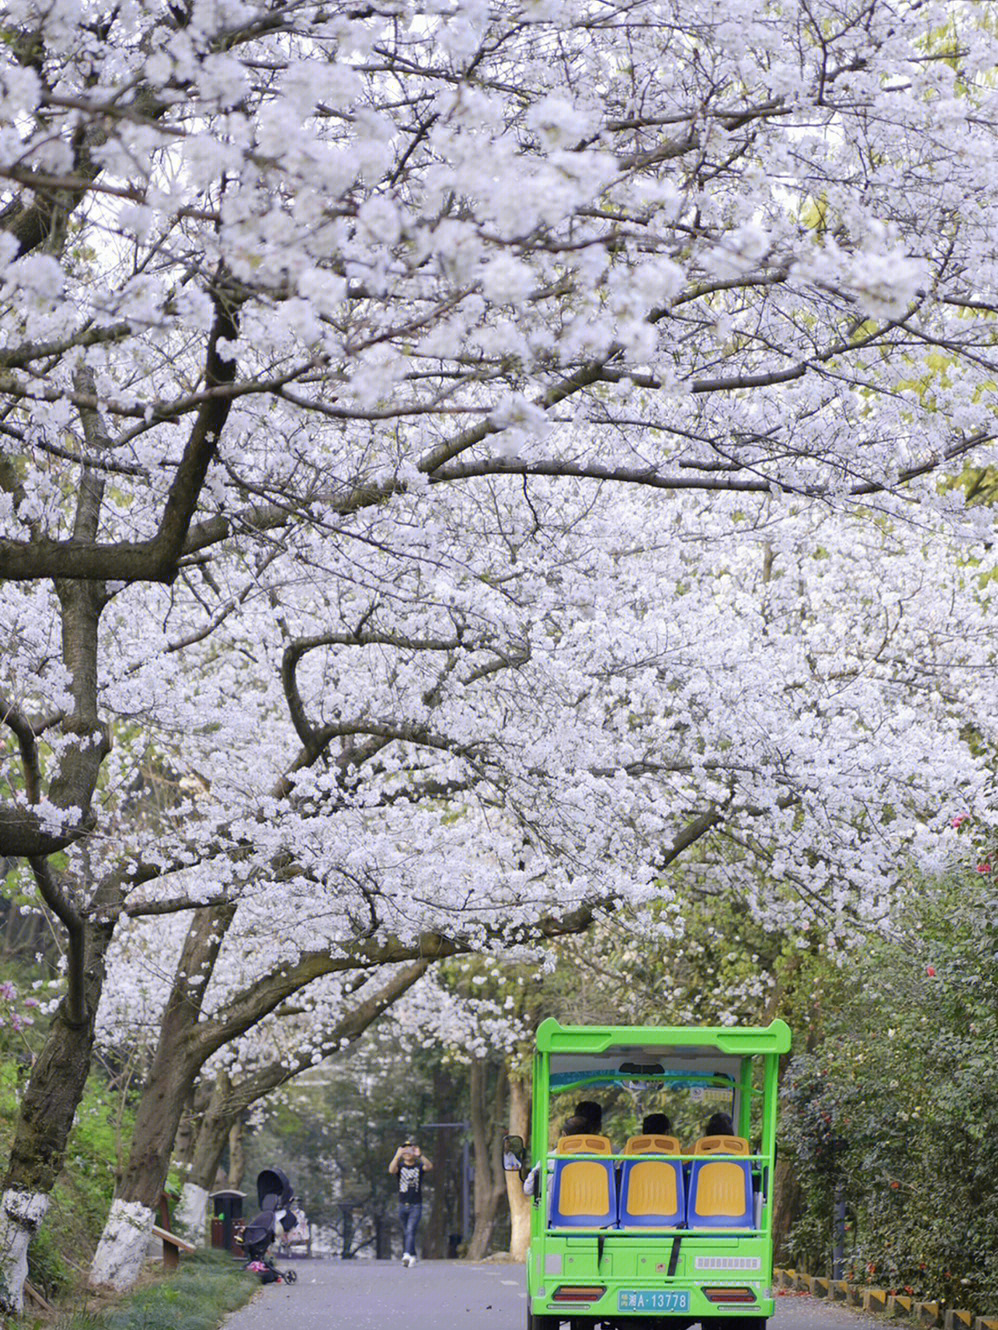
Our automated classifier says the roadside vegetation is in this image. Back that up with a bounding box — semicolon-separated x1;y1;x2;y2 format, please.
781;861;998;1313
49;1252;256;1330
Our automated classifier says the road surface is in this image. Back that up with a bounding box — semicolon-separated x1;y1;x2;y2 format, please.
222;1259;888;1330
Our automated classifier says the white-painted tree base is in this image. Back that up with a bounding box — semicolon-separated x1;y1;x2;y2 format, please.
0;1188;50;1314
90;1199;156;1291
174;1184;209;1243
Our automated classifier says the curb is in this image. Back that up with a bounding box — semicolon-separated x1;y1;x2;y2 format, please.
774;1268;990;1330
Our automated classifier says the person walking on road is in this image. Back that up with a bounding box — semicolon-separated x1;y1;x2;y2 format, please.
389;1139;433;1266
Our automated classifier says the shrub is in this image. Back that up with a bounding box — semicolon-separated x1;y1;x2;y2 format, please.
781;870;998;1313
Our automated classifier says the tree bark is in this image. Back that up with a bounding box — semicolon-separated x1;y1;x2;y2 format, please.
423;1064;458;1259
90;903;233;1287
189;1073;234;1191
772;1154;804;1266
172;1083;211;1176
0;361;162;1310
0;909;115;1313
504;1068;532;1262
465;1058;508;1260
227;1119;246;1191
172;1075;232;1242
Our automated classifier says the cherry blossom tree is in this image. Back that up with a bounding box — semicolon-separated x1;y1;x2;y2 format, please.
148;962;431;1243
4;0;998;1307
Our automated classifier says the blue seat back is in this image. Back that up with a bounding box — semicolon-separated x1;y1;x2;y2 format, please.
548;1156;616;1228
619;1156;684;1227
687;1157;753;1229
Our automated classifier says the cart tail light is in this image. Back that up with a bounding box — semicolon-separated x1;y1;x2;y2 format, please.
703;1286;757;1303
552;1285;606;1302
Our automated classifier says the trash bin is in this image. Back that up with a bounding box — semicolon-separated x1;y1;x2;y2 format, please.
208;1189;245;1252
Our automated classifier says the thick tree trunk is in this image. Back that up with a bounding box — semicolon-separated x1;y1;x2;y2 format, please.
91;905;231;1288
0;912;114;1313
504;1069;531;1262
188;1073;233;1192
0;463;114;1313
174;1183;212;1245
90;1044;199;1289
466;1059;507;1260
172;1082;211;1176
174;1075;233;1242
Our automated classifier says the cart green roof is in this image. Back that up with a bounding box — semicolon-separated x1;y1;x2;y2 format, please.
534;1017;791;1058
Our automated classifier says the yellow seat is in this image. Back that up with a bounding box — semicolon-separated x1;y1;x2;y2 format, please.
623;1134;681;1155
552;1160;613;1219
688;1137;753;1230
619;1151;684;1226
556;1134;612;1155
693;1134;750;1156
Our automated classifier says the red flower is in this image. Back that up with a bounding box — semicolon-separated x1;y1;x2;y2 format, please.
976;861;991;874
926;966;936;977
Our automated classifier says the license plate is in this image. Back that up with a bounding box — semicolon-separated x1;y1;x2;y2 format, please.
617;1290;690;1313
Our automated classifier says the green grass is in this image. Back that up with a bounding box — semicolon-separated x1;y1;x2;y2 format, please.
51;1251;258;1330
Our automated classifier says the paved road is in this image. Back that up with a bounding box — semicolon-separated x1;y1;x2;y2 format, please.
222;1259;887;1330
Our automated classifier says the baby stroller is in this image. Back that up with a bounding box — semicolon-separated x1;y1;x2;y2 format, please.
241;1168;299;1285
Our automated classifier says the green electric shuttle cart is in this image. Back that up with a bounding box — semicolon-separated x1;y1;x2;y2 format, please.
508;1017;792;1330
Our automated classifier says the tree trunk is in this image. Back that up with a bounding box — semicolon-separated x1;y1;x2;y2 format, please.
90;1046;200;1289
172;1082;211;1176
466;1058;507;1260
423;1065;458;1259
227;1119;246;1190
504;1068;531;1262
0;466;115;1314
174;1074;234;1242
91;905;232;1289
0;911;115;1314
772;1154;803;1266
173;1183;212;1246
188;1073;234;1193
